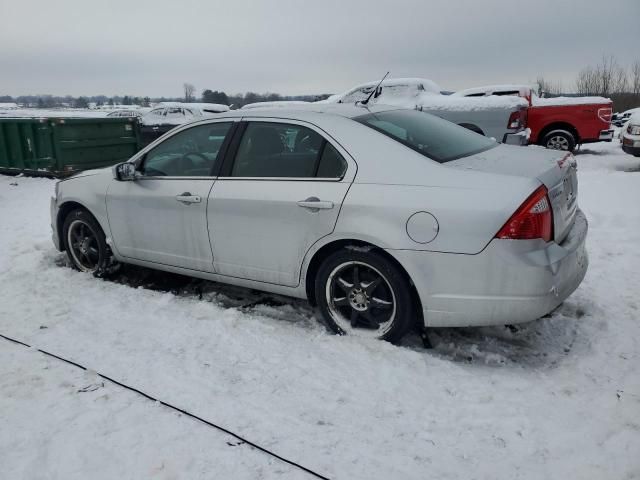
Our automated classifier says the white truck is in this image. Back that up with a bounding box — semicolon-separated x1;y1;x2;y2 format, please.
324;78;529;145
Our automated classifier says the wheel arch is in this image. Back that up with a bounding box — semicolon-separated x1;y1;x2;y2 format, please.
56;201;98;251
303;238;424;328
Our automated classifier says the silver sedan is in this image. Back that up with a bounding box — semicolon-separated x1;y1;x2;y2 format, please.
51;104;588;342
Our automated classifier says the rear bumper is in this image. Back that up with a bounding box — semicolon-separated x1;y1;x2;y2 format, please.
622;145;640;156
599;129;615;142
622;135;640;155
503;128;530;146
390;209;589;327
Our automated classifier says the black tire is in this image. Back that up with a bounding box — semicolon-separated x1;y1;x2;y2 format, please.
541;129;576;151
315;248;415;343
62;208;116;276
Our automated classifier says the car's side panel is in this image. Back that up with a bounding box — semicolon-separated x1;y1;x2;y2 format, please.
422;108;518;142
207;117;357;287
106;178;216;272
117;254;310;299
334;177;536;255
54;171;114;248
208;179;351;286
527;104;611;144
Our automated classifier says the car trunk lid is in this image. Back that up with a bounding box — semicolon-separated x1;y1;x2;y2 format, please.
447;144;578;243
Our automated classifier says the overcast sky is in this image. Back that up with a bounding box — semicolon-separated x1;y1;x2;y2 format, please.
1;0;639;97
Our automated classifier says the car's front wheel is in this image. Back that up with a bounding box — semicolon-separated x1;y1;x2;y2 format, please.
62;208;116;276
315;249;415;343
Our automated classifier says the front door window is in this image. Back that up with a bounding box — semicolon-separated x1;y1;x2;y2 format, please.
141;122;232;177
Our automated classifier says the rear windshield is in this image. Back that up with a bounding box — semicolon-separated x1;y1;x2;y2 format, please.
354;109;497;163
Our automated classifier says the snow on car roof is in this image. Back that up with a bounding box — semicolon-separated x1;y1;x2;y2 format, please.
628;111;640;124
451;84;534;97
158;102;230;112
622;107;640;116
189;102;230;112
200;103;399;120
531;96;612;106
375;91;529;111
341;77;442;96
241;101;310;110
451;84;611;107
326;78;527;111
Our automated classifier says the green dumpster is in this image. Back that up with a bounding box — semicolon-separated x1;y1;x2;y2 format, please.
0;117;141;177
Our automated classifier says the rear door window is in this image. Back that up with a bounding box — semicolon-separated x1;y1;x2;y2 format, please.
230;122;346;179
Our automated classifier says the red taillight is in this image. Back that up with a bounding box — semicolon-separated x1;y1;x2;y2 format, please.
598;107;612;123
496;186;553;242
507;111;521;129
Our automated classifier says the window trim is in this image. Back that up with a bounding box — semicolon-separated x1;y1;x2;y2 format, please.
219;120;348;181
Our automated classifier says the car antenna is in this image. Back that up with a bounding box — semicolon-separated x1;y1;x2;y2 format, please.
358;71;389;107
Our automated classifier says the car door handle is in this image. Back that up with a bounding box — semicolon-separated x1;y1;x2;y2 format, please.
175;192;201;204
297;197;334;210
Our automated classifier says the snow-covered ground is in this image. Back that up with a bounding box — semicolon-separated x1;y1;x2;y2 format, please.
1;141;639;479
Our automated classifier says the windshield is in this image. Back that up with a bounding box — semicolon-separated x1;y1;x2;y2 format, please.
354;109;497;163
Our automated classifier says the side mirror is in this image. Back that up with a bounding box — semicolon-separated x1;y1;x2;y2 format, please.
113;162;137;181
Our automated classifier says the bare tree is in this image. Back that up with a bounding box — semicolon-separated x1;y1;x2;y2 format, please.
597;55;615;97
576;55;629;97
183;83;196;103
576;66;600;95
536;76;563;96
613;65;628;94
631;60;640;96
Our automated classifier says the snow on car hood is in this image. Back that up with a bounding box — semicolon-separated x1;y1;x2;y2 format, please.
628;112;640;125
60;167;112;182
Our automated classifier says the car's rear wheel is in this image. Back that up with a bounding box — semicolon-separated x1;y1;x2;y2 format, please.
62;209;115;276
542;129;576;151
315;249;414;343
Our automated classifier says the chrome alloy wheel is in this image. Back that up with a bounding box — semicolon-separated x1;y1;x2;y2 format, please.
67;219;100;272
325;261;397;338
546;135;570;150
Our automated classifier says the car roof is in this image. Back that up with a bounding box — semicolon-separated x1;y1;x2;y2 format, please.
211;103;401;121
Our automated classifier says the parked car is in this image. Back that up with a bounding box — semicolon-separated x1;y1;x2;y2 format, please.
325;78;529;145
106;109;144;118
621;112;640;157
613;108;640;128
453;85;614;151
140;102;230;145
51;105;588;343
612;112;624;127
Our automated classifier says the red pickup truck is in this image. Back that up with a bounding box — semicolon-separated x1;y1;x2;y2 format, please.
452;85;614;151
